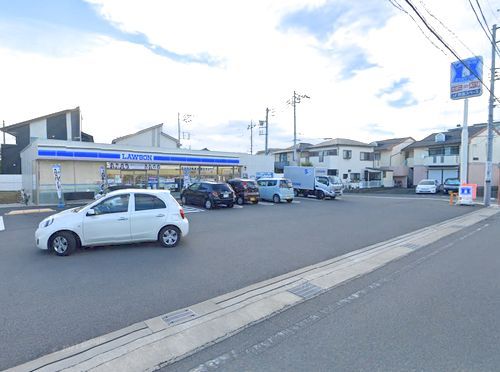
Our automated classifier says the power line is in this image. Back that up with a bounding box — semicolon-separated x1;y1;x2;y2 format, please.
418;0;478;57
387;0;450;57
403;0;500;102
468;0;500;57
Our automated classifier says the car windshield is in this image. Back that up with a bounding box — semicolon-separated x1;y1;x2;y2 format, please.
213;184;232;192
419;180;435;185
280;179;293;188
445;179;460;185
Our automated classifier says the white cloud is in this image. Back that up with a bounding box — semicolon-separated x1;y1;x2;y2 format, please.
0;0;497;152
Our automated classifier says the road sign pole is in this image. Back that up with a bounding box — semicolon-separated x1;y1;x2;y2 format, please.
460;98;469;184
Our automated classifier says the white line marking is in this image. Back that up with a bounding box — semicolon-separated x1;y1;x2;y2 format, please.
292;200;301;204
257;202;274;206
0;216;4;231
342;194;448;202
183;206;205;213
233;205;244;209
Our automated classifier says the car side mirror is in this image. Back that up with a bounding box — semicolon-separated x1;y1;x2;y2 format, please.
86;208;96;216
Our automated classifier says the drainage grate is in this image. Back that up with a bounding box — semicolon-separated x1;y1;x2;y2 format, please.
401;242;420;250
162;308;198;326
288;282;323;300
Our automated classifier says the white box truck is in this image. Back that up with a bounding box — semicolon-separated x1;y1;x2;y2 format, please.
284;166;342;199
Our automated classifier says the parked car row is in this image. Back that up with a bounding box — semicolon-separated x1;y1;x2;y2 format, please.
415;178;461;194
180;177;297;209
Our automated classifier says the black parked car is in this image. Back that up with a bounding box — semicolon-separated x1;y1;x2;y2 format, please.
227;178;260;205
180;181;234;209
442;178;460;194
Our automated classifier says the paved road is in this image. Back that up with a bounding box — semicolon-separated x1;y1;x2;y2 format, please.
169;209;500;372
0;194;472;369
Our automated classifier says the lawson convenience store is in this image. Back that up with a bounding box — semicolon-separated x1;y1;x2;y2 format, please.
21;139;272;204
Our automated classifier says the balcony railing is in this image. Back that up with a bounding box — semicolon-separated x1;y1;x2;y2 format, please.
423;155;459;166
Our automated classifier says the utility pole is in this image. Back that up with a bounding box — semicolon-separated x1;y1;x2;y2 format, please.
290;91;310;165
485;24;497;206
177;113;192;148
2;120;5;144
248;121;256;155
259;107;273;155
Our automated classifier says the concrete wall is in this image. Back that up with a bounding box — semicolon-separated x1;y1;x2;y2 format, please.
0;175;22;191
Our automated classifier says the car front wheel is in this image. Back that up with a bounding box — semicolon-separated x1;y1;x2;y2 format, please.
236;196;244;205
159;226;181;247
50;231;76;256
273;194;281;203
181;195;188;205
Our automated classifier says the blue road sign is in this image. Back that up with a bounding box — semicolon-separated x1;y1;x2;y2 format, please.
450;56;483;100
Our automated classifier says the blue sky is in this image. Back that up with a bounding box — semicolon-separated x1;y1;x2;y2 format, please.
0;0;494;151
0;0;219;65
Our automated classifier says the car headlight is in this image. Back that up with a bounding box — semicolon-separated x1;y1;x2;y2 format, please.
40;217;54;228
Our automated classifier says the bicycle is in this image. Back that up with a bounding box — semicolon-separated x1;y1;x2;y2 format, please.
19;189;30;205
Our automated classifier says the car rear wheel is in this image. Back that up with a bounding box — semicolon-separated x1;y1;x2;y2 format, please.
236;196;244;205
204;199;213;210
50;231;76;256
181;196;188;205
273;194;281;203
159;226;181;247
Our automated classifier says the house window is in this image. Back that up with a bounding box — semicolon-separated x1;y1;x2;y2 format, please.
319;151;324;162
327;169;338;176
278;153;288;162
343;150;352;159
326;149;338;156
309;151;319;157
374;152;381;160
350;173;361;181
343;173;349;179
360;152;374;161
429;148;445;156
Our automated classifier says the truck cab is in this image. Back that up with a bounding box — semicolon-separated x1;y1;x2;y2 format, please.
284;166;338;200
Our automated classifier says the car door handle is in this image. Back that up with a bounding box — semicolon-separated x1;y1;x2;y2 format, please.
155;214;165;217
117;217;128;221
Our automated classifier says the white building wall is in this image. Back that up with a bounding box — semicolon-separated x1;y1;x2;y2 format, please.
239;154;274;178
115;127;178;149
0;175;22;191
309;145;374;179
29;119;47;140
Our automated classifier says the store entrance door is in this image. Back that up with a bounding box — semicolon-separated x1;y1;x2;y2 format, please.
121;170;147;188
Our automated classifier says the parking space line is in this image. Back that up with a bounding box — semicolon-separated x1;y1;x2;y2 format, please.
183;206;205;213
233;205;244;209
257;202;275;206
291;200;301;204
0;216;4;231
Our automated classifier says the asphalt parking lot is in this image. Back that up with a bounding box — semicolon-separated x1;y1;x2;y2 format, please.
0;193;475;369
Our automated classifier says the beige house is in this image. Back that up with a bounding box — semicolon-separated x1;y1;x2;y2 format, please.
403;123;500;190
371;137;415;187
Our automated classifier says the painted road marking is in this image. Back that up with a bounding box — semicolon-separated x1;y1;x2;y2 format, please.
0;216;4;231
183;206;205;214
6;208;55;215
291;200;301;204
257;201;274;206
342;194;448;202
233;205;244;209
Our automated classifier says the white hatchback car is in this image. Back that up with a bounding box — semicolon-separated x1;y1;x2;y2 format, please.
415;179;440;194
36;189;189;256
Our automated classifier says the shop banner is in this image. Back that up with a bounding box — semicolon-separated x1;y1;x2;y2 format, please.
52;164;64;207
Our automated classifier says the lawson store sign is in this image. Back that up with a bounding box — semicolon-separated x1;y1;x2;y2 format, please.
37;147;240;165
